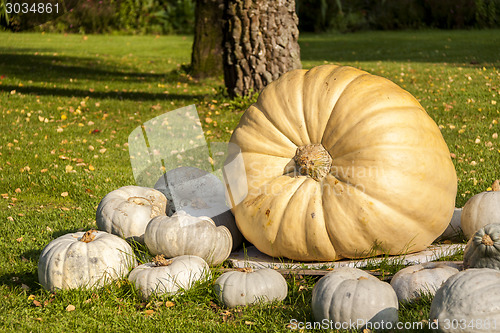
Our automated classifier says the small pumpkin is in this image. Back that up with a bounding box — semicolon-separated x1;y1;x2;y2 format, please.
128;254;210;300
213;267;287;308
430;268;500;333
96;185;167;243
461;180;500;239
463;223;500;270
38;230;137;290
155;166;243;250
226;64;457;261
390;262;459;303
312;267;398;327
144;210;232;266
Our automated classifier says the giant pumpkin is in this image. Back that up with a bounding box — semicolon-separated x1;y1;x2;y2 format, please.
225;65;457;261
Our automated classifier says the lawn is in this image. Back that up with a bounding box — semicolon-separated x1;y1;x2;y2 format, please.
0;29;499;332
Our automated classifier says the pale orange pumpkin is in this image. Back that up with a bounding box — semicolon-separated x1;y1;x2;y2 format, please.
225;65;457;261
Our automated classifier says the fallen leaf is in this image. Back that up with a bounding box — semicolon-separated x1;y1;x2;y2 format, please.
33;300;42;307
16;237;23;242
245;321;255;325
66;304;76;312
165;301;175;308
61;192;69;197
143;309;155;316
15;188;21;193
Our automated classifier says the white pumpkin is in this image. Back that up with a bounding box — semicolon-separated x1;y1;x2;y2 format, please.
213;267;287;308
390;262;459;303
461;180;500;239
144;210;232;266
128;255;210;300
430;268;500;333
96;185;167;243
38;230;137;290
312;267;398;328
155;166;243;250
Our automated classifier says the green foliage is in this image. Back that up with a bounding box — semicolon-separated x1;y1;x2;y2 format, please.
3;0;195;34
476;0;499;27
296;0;500;32
0;0;8;27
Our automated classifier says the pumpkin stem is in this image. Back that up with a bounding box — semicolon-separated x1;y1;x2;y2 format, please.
481;234;494;246
293;144;332;181
237;267;253;273
152;255;173;267
80;229;97;243
492;180;500;192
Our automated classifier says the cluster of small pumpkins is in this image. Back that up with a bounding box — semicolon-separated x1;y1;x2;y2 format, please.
36;177;500;328
38;169;287;307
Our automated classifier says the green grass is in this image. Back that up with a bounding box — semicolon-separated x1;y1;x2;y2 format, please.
0;29;499;332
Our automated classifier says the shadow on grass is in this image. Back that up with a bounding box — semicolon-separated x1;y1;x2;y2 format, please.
0;51;173;81
0;250;41;291
0;84;207;101
0;50;208;101
0;227;85;290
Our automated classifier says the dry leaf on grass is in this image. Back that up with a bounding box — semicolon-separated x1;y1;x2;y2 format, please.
143;309;155;316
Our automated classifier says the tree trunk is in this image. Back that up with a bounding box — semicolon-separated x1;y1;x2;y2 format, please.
191;0;225;79
223;0;301;97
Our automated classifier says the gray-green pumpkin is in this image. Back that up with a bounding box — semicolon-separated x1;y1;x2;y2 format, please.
461;180;500;239
463;223;500;270
430;268;500;333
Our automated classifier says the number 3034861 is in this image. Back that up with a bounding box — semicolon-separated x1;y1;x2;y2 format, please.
5;2;59;14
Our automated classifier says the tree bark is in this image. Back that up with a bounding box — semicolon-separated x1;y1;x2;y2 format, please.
191;0;225;79
223;0;301;97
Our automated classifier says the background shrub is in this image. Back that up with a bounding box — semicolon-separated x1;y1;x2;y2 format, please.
296;0;500;32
